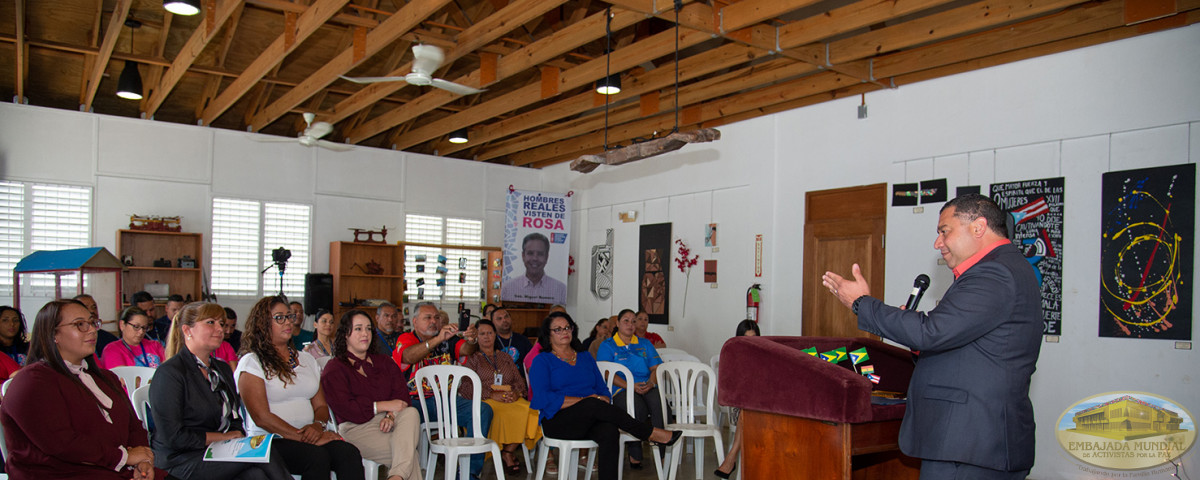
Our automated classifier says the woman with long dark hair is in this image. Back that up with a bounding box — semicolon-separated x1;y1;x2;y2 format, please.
302;309;335;359
0;305;30;366
460;319;541;474
528;311;682;480
0;299;162;479
235;296;364;480
151;302;290;480
321;309;422;480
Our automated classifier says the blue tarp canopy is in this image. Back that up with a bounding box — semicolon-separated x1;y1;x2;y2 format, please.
14;247;123;273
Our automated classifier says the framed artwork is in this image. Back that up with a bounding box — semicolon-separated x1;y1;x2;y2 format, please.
639;223;671;324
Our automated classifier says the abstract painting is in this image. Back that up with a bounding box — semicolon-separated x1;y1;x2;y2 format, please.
639;223;671;324
1099;164;1194;340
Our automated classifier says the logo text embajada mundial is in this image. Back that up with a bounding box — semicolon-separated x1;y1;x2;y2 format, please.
1057;392;1195;470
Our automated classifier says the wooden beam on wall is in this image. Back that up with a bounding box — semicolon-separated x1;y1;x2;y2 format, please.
199;0;350;126
82;0;132;111
14;0;25;102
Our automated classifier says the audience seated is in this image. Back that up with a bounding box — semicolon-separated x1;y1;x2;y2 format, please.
461;319;542;474
374;303;401;356
321;309;422;480
288;302;315;351
0;299;164;480
596;309;665;470
101;306;166;369
152;294;184;345
150;301;291;479
714;319;760;479
580;317;615;353
129;292;158;342
529;311;682;480
0;306;29;365
491;307;534;371
394;301;491;478
634;310;666;348
481;304;498;322
236;296;365;480
223;307;242;353
303;309;335;359
74;294;119;357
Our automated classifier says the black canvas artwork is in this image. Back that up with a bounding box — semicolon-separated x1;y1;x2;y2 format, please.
638;223;671;324
1099;164;1194;340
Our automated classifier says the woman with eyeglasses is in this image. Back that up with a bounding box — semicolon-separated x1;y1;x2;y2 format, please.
321;309;422;480
0;299;164;479
0;305;30;366
101;307;166;369
150;302;290;479
236;296;364;480
529;312;682;480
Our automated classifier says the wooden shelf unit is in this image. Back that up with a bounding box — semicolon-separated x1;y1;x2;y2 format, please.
329;242;407;320
117;230;203;316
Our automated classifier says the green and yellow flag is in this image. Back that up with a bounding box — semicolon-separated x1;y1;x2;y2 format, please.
849;347;869;365
819;350;838;362
832;347;848;363
802;347;818;357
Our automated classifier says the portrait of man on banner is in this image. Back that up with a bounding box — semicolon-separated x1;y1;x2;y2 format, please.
502;190;571;305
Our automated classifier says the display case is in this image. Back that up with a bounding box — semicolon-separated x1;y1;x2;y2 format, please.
116;230;203;315
329;241;406;320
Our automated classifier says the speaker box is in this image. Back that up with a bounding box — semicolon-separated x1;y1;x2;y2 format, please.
304;273;333;314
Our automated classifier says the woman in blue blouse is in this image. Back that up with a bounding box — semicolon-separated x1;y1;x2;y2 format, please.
529;312;681;480
596;308;665;469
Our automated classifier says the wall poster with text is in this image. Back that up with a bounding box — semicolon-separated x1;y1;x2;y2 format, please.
502;190;571;305
1099;164;1194;340
991;177;1065;335
639;223;672;324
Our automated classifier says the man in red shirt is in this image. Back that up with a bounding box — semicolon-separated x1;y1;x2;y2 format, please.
393;301;491;478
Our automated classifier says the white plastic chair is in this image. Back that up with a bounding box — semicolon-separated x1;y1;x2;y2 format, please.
597;361;666;480
326;407;383;480
414;365;504;480
654;348;691;362
110;366;155;401
131;384;152;432
529;359;597;480
657;361;724;480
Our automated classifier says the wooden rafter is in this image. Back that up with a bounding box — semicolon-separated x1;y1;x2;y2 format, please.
387;23;714;150
719;0;823;33
247;0;455;131
342;3;630;143
78;0;105;104
147;0;244;117
82;0;133;111
440;42;764;157
199;0;352;126
139;11;173;114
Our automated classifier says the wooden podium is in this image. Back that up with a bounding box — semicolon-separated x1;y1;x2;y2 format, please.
718;336;920;480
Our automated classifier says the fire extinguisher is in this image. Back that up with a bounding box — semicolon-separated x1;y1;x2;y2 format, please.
746;283;762;322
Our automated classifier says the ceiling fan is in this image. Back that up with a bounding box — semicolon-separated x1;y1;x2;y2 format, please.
251;113;353;151
339;44;484;95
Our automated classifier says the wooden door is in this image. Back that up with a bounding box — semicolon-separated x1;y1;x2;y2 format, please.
802;184;887;338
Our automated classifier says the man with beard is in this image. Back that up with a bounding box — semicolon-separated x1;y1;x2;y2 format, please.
491;306;533;370
394;302;491;478
374;302;402;355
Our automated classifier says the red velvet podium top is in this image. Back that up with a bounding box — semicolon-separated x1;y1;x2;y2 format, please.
717;336;914;424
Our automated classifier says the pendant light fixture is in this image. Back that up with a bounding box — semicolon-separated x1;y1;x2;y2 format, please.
163;0;201;16
448;128;469;144
594;12;620;96
595;74;621;95
116;20;143;100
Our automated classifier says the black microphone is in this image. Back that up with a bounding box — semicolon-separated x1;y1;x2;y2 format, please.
906;274;931;311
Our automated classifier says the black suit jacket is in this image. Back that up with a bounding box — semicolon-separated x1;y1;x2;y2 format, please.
857;243;1043;471
148;347;244;478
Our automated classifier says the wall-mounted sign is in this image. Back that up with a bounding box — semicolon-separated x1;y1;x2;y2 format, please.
1056;391;1194;472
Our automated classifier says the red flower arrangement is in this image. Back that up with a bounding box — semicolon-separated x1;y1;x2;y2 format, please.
675;239;699;273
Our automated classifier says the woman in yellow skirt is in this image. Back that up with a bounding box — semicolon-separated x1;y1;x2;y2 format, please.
460;319;542;474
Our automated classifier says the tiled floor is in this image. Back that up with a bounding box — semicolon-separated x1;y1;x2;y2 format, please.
425;431;733;480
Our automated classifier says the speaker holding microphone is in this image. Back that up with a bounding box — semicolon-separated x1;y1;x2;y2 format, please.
906;274;931;311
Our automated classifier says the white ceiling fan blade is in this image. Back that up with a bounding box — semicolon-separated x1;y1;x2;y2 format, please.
248;136;300;144
411;44;445;77
339;75;408;84
316;139;354;152
431;78;484;95
306;121;334;140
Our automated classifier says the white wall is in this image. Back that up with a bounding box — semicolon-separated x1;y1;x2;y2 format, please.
544;24;1200;479
0;102;544;324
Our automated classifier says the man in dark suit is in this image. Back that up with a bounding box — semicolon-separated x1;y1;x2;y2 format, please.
822;194;1042;479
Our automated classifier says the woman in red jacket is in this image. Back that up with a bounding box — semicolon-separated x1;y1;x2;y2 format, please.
0;299;164;480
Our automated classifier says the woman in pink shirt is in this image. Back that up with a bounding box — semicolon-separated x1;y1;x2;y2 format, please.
101;307;165;369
